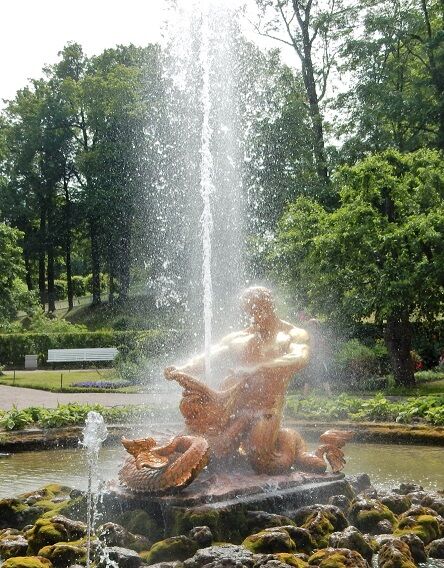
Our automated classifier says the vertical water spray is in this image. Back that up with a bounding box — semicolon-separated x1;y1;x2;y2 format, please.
200;0;214;380
81;411;108;568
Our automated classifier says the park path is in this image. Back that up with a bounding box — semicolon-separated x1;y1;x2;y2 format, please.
0;385;179;410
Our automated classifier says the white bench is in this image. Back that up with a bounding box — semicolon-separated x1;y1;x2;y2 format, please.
47;348;119;364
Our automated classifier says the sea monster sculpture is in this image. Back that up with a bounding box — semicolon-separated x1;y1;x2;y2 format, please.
119;286;352;493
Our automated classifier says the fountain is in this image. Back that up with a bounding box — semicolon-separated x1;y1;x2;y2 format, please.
81;411;108;568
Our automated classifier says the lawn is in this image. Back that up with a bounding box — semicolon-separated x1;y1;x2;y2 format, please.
0;369;138;393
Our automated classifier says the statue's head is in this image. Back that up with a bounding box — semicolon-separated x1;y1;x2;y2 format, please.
241;286;276;324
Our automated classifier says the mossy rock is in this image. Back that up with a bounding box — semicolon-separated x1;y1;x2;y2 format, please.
242;530;296;554
378;539;416;568
0;556;53;568
292;505;348;547
118;510;161;541
38;542;86;567
380;495;412;516
169;506;249;543
0;499;42;531
395;513;441;544
0;533;28;559
246;511;296;534
307;547;368;567
329;526;373;562
26;517;84;555
349;499;397;534
40;495;86;522
26;519;68;554
275;553;308;567
140;535;198;565
300;513;335;549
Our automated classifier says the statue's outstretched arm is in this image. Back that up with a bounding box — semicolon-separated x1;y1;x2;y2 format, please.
249;342;309;375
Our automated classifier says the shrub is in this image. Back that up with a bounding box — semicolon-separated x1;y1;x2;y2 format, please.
0;329;180;367
85;273;109;294
71;276;87;297
54;280;68;301
333;339;388;389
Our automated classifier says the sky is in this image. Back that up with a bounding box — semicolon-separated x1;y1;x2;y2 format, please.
1;0;165;104
1;0;296;106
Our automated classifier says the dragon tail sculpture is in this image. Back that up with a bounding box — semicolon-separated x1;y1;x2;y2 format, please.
118;435;209;493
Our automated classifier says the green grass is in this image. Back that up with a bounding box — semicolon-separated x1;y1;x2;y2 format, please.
0;370;138;393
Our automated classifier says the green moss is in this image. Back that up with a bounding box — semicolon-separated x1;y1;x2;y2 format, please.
140;535;198;565
302;514;334;548
0;556;53;568
308;549;363;567
349;500;397;533
118;509;161;540
26;519;68;554
276;553;308;567
38;542;86;567
170;506;249;543
242;530;296;554
395;514;440;544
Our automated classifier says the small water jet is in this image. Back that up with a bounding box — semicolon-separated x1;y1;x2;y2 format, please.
80;411;108;568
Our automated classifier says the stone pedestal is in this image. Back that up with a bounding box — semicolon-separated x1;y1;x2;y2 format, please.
103;469;352;542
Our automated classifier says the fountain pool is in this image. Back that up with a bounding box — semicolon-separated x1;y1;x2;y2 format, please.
1;441;443;499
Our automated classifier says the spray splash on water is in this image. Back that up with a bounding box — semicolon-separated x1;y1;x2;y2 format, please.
80;411;108;568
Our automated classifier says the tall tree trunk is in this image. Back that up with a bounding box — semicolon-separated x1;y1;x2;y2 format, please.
38;207;46;306
384;312;415;387
301;55;329;184
23;242;33;291
64;179;74;311
47;195;56;313
90;218;101;306
118;231;131;304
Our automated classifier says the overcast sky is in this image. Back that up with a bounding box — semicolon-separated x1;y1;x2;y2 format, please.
1;0;296;106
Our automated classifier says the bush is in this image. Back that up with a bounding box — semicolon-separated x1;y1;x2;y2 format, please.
85;273;109;294
54;280;68;301
333;339;388;389
0;329;180;367
71;276;87;297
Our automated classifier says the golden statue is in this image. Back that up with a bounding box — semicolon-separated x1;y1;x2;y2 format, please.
119;287;351;493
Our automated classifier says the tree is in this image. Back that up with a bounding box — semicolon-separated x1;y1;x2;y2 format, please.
273;149;444;386
255;0;359;194
0;223;36;327
337;0;444;159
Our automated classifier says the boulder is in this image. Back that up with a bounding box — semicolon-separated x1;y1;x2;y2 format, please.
246;511;295;534
427;537;444;559
395;505;443;544
421;496;444;517
242;530;296;554
394;484;423;496
380;495;412;515
375;520;394;534
327;496;351;514
347;474;371;495
377;539;415;568
374;534;426;564
329;526;373;562
26;517;86;554
188;527;213;548
141;536;198;565
0;534;28;559
0;499;42;531
0;557;53;568
291;505;348;548
307;547;368;567
38;543;86;567
100;546;143;568
97;522;151;552
182;544;254;567
348;499;397;534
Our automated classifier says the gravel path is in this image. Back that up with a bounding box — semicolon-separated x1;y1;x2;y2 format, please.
0;385;180;410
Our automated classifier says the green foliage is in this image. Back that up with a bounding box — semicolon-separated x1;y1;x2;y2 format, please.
0;403;151;430
26;309;87;333
286;393;444;425
71;275;87;297
0;224;37;329
53;279;67;300
0;328;176;366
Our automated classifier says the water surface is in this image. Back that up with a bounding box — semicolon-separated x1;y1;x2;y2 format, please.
1;442;443;498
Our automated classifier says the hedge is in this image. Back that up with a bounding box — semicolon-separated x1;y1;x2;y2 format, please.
0;329;182;367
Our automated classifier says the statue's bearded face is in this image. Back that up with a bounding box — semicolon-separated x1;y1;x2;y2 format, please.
241;287;275;324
